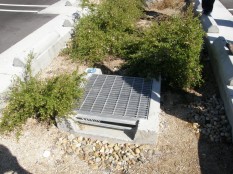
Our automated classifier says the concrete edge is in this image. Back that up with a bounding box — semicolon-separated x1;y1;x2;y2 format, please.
195;0;233;140
200;14;219;33
194;0;219;33
56;116;135;144
211;37;233;86
38;0;84;16
65;0;77;6
30;29;72;75
13;31;61;68
134;77;161;144
208;39;233;136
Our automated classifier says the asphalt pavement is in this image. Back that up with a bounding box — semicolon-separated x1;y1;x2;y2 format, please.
220;0;233;15
0;0;59;53
0;0;58;5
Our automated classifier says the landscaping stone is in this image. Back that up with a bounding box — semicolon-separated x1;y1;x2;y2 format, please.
55;136;153;172
188;95;232;143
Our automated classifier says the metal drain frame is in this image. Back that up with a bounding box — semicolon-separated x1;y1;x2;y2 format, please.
76;74;153;126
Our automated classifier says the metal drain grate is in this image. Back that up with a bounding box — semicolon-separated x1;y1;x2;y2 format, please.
77;74;153;125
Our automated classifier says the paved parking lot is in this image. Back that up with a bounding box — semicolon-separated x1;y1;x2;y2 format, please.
0;0;59;53
0;0;58;5
220;0;233;15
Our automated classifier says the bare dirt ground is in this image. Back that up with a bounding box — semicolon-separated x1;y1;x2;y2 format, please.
1;53;233;174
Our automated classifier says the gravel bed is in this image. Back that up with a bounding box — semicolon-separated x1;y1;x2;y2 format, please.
55;134;156;173
188;94;232;143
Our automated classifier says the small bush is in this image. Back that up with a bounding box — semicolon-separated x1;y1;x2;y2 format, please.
120;8;205;89
68;0;143;64
0;56;83;133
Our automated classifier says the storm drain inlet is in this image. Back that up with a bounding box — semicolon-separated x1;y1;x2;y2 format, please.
76;74;153;127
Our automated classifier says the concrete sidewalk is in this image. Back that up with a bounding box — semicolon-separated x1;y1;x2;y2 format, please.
195;0;233;138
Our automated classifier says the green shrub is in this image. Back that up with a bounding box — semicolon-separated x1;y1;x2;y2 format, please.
0;56;83;133
68;0;143;64
120;8;205;89
68;1;204;89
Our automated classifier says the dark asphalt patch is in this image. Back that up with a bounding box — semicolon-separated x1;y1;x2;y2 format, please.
220;0;233;9
219;0;233;15
0;12;57;53
0;6;45;11
0;0;59;5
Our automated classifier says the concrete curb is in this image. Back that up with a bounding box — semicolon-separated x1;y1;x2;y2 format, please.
194;0;219;33
38;0;85;16
0;0;87;116
13;31;60;67
209;37;233;127
195;0;233;138
65;0;78;6
211;37;233;86
200;14;219;33
63;18;75;27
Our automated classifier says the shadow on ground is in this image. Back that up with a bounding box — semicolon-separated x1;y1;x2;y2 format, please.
161;56;233;174
0;144;31;174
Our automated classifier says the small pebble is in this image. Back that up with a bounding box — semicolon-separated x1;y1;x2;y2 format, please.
135;148;140;154
43;150;51;158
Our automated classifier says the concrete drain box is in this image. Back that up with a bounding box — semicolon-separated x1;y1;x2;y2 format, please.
57;73;160;144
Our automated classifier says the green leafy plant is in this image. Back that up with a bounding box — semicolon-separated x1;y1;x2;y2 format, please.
120;7;205;89
68;0;204;89
0;54;83;133
68;0;143;64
